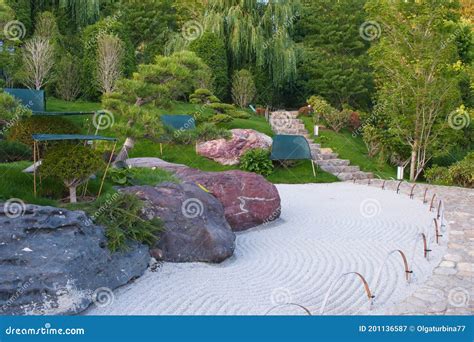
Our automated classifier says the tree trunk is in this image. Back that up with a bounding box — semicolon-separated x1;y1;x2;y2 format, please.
69;186;77;203
409;143;417;181
115;137;135;163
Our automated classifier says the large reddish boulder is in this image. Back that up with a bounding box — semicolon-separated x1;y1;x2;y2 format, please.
196;129;272;165
121;182;235;263
176;169;281;231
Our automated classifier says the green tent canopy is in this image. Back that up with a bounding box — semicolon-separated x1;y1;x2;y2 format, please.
32;134;117;142
270;135;316;177
161;115;196;131
4;88;96;116
270;135;313;160
4;88;46;112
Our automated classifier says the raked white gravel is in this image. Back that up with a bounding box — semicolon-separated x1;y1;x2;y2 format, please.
86;183;445;315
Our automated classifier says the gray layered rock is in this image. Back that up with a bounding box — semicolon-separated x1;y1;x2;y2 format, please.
122;182;235;263
0;205;149;315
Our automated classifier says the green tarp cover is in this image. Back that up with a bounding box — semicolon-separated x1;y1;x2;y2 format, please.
270;135;312;161
31;111;96;116
161;115;196;131
4;88;45;112
5;88;96;116
32;134;117;142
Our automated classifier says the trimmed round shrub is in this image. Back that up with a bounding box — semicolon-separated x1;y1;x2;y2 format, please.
189;88;220;105
0;140;32;162
41;145;105;203
209;114;233;124
240;148;274;176
206;102;236;114
7;117;80;147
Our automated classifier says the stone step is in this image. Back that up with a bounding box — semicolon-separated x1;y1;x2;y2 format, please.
320;165;361;174
315;153;339;160
337;171;373;181
308;143;321;149
314;159;351;167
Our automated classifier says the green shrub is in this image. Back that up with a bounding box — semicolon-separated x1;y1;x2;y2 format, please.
424;165;452;185
240;148;274;176
189;88;220;105
108;167;135;186
88;192;163;252
0;92;32;138
0;141;32;162
41;145;105;203
8;117;80;147
232;69;256;108
449;152;474;188
307;95;333;123
206;102;236;114
195;123;231;141
209;114;234;124
425;153;474;188
229;110;251;119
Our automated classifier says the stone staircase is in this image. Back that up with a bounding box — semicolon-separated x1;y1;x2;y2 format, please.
270;111;373;181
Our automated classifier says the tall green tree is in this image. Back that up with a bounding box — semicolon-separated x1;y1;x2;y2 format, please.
81;15;135;99
204;0;300;88
367;0;463;181
189;32;229;100
295;0;373;109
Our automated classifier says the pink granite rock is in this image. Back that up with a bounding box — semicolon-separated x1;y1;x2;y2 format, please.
176;169;281;231
196;129;272;165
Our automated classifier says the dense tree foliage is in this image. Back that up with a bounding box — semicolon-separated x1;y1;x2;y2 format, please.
295;0;373;110
367;0;464;181
189;32;229;101
204;0;300;89
0;0;472;178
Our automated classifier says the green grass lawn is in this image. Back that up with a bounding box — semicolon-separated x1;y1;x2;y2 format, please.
301;117;396;179
49;98;338;184
0;98;340;207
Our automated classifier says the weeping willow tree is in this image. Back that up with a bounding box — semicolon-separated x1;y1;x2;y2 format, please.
29;0;113;28
204;0;300;88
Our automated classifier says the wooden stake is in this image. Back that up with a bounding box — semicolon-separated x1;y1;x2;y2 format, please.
98;141;117;198
311;160;316;177
33;141;37;197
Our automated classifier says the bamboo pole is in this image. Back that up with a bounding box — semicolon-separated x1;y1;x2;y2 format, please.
33;141;37;197
98;141;117;198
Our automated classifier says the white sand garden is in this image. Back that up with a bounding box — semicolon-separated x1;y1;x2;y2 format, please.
87;183;445;315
